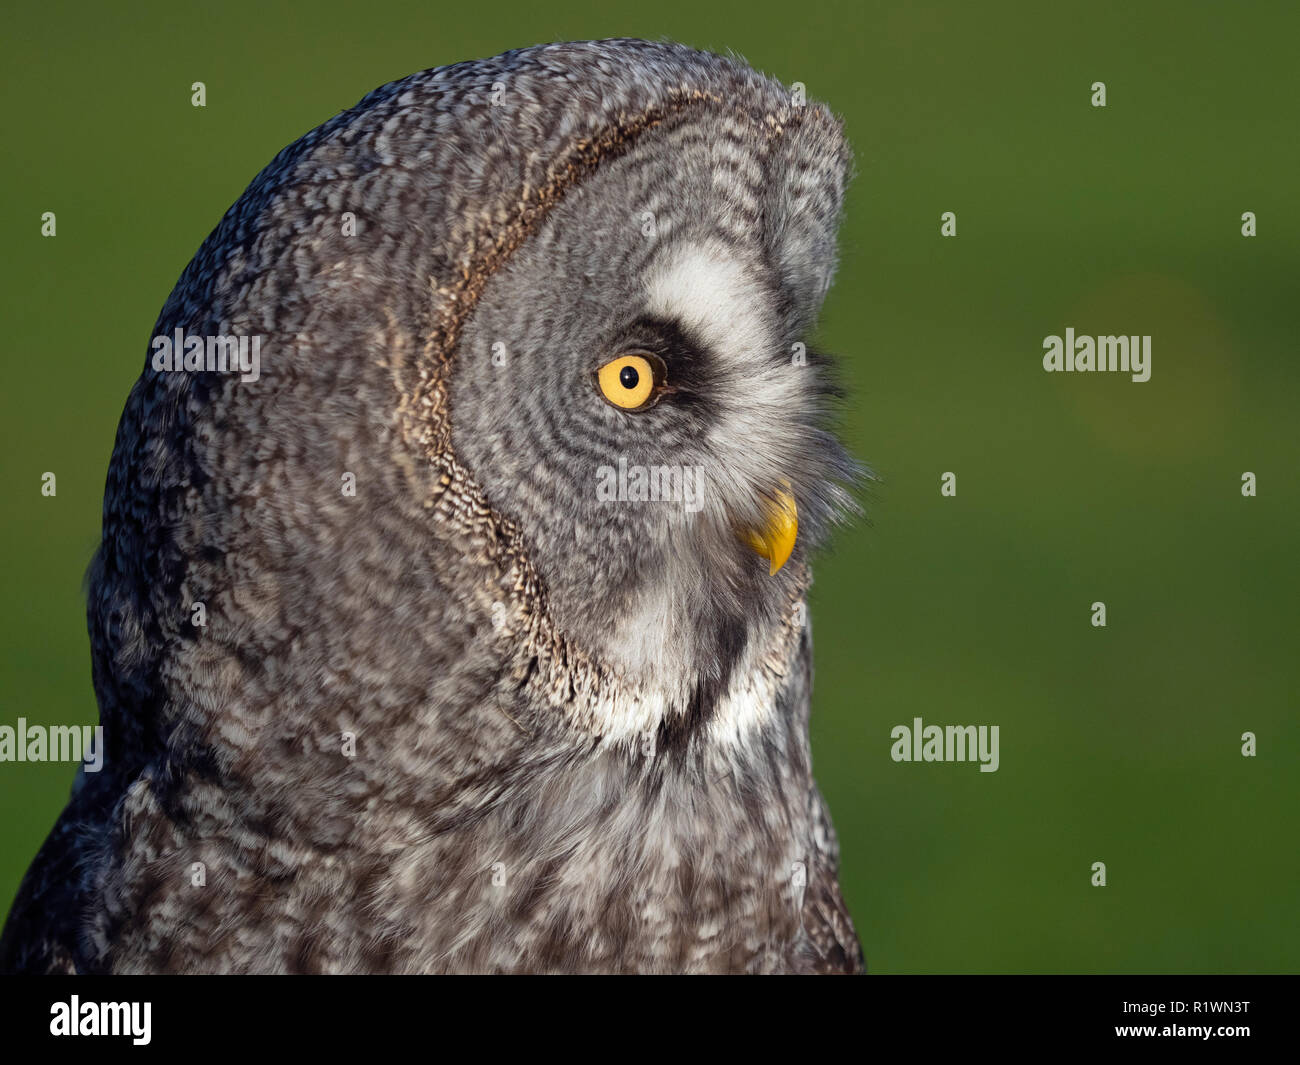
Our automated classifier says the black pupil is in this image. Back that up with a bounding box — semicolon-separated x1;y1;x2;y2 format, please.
619;365;640;390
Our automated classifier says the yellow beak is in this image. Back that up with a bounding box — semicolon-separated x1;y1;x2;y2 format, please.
741;487;799;575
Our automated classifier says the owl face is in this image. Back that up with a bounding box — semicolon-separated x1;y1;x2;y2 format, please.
449;99;855;703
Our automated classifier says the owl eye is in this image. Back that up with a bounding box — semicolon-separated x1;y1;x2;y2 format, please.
595;353;664;411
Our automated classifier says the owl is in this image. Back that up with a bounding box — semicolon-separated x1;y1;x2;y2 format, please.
1;38;864;974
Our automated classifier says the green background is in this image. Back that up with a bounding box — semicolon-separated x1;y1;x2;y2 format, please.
2;1;1296;972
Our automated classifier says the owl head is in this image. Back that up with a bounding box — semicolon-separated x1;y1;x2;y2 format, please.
91;39;857;773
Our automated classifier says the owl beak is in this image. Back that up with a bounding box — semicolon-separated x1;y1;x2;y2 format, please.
741;487;799;576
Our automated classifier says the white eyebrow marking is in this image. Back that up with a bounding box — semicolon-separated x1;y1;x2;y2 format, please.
643;242;773;364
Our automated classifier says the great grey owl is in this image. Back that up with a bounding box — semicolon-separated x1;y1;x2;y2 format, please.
1;38;864;974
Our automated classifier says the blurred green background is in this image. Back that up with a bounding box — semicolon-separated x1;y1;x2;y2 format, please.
2;1;1296;972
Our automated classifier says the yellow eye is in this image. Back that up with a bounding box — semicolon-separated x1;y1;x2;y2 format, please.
595;353;662;411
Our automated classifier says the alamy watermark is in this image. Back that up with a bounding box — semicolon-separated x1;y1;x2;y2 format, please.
890;717;999;773
0;718;104;772
596;457;705;513
50;996;150;1045
1043;329;1151;382
151;327;262;382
